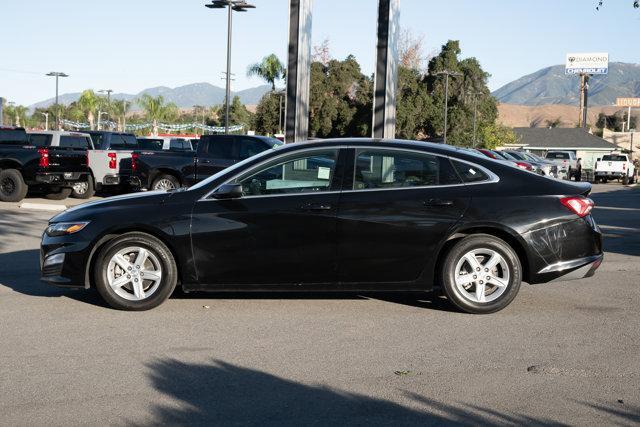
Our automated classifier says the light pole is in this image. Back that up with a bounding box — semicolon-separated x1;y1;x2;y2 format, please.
46;71;69;129
39;112;49;131
99;89;113;102
97;111;108;130
205;0;256;134
435;70;462;145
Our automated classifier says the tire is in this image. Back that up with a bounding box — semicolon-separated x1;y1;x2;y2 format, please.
45;188;72;200
602;178;608;184
71;177;95;199
566;167;572;180
151;174;180;191
0;169;29;202
93;232;178;311
622;175;629;185
441;234;522;314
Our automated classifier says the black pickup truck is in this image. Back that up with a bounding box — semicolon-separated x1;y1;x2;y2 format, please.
131;134;282;191
0;127;91;202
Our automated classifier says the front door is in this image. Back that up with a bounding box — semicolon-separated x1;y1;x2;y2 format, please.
337;148;470;285
190;148;344;286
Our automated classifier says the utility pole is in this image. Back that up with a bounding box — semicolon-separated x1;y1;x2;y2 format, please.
435;70;462;144
578;74;590;128
99;89;113;103
46;72;69;129
0;97;4;126
40;112;49;131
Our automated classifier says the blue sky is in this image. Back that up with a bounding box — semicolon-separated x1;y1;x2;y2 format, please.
1;0;639;106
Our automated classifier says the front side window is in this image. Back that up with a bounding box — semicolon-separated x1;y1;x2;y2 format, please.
236;150;338;196
353;149;461;190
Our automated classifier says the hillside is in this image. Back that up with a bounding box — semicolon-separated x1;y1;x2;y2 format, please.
497;103;639;128
492;62;640;106
29;83;272;110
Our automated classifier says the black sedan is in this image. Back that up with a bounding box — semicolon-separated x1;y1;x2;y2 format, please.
40;139;603;313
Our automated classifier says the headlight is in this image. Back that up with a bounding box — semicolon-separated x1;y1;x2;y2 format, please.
45;221;90;237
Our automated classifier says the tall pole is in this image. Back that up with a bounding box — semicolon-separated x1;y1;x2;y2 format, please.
443;73;449;144
224;5;232;134
472;95;478;147
578;74;590;129
628;106;632;132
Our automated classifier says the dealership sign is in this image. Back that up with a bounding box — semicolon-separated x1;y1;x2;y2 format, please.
616;98;640;107
565;53;609;75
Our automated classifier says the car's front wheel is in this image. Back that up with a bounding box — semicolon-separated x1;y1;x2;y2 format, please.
94;232;178;310
441;234;522;314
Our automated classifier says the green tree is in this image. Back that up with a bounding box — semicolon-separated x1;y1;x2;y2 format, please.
479;123;518;149
111;100;132;132
137;94;178;135
77;90;99;130
247;54;286;91
395;66;434;139
253;92;282;135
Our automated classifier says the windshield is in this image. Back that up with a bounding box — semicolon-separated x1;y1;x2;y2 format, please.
188;145;281;192
546;152;570;160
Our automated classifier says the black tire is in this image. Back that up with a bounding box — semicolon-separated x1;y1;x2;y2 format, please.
93;232;178;311
441;234;522;314
602;178;608;184
45;187;72;200
566;167;572;180
622;175;629;185
151;174;180;191
0;169;29;202
71;177;95;199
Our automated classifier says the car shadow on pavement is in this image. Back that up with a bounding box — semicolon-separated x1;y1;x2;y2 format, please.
140;358;627;425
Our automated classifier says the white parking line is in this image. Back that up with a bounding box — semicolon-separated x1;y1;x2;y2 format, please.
19;203;67;212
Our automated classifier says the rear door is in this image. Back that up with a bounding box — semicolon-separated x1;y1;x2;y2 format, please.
336;147;470;285
195;136;236;181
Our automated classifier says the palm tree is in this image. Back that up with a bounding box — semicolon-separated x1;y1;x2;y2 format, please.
112;99;132;132
247;54;285;91
77;90;99;130
137;94;178;136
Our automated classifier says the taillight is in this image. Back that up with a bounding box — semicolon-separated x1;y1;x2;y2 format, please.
131;153;139;172
622;163;626;171
38;148;49;168
108;152;117;169
515;161;533;171
560;196;594;218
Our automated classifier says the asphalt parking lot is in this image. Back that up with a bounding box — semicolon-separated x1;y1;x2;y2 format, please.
0;184;638;425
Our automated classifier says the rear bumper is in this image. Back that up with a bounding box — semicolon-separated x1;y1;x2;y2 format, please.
536;254;603;283
595;172;624;178
34;171;89;186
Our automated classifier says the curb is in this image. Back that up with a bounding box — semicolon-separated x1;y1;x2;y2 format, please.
19;203;67;212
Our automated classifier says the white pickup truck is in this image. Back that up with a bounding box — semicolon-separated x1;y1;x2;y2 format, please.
595;153;636;185
86;131;138;193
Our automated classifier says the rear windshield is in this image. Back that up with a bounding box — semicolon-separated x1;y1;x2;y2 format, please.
28;134;52;147
546;152;570;160
138;139;164;151
0;129;29;143
60;135;91;149
601;155;627;161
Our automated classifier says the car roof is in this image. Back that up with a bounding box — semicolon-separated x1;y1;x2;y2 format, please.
28;130;90;136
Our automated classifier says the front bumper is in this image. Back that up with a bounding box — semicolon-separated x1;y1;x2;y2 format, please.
40;234;92;288
35;171;89;186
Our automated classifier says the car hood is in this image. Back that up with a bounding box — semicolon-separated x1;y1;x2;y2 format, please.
50;191;170;223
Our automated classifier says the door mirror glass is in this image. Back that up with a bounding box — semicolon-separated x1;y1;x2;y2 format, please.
211;183;243;199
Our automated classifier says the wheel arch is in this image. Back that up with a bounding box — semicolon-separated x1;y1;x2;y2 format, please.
84;226;185;289
0;159;24;172
433;224;532;285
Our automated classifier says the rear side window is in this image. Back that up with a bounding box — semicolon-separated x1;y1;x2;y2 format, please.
354;149;461;190
28;134;52;147
202;137;234;158
451;160;490;183
59;135;91;149
546;152;570;160
89;133;104;149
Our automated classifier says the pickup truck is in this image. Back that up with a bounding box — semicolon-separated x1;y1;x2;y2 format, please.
544;151;579;180
594;153;636;185
86;131;139;192
0;127;91;202
131;134;282;191
137;137;194;152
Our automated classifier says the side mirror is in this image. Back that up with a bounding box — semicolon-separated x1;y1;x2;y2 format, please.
597;158;601;162
211;183;243;200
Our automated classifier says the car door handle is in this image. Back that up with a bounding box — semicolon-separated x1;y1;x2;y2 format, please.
299;203;333;211
423;199;454;207
200;159;212;164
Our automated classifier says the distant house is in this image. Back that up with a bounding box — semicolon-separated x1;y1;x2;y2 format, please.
505;128;619;170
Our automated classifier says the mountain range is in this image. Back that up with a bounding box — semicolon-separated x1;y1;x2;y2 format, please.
492;62;640;106
29;83;272;111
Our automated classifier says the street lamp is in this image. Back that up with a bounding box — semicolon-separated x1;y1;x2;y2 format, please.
97;111;109;130
99;89;113;103
39;111;50;131
434;70;462;145
46;71;69;129
205;0;256;134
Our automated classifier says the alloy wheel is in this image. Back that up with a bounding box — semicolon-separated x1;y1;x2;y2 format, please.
154;179;177;191
73;182;88;194
106;246;163;301
454;248;510;303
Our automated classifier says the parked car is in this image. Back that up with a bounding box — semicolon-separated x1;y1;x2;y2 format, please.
41;138;603;313
137;137;194;152
594;153;636;184
545;151;579;180
475;148;535;172
502;150;558;177
28;130;97;199
131;134;282;191
86;131;139;192
0;127;91;202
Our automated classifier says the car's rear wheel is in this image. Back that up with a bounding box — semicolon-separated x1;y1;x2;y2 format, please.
441;234;521;314
622;175;629;185
72;177;95;199
152;174;179;191
0;169;28;202
94;232;178;310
